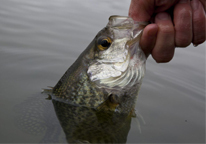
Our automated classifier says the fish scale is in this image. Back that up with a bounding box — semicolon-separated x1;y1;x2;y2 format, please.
52;99;132;143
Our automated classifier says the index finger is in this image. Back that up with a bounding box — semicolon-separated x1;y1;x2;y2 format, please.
129;0;178;21
129;0;155;21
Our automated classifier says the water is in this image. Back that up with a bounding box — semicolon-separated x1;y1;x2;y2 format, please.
0;0;205;143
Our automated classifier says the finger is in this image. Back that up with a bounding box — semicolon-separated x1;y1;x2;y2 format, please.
199;0;206;11
152;12;175;63
174;0;193;47
129;0;155;21
129;0;179;21
140;24;158;57
191;0;206;45
155;0;179;12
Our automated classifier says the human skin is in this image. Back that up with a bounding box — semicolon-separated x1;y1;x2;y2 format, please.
129;0;206;62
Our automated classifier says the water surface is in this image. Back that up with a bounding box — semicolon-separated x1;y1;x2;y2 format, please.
0;0;205;143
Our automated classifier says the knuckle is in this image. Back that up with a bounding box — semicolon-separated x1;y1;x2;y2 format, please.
158;21;174;35
193;35;206;45
193;18;205;28
155;56;173;63
179;8;192;20
176;10;192;31
193;20;206;44
176;37;191;47
160;25;174;34
174;11;193;47
192;6;205;23
153;51;174;63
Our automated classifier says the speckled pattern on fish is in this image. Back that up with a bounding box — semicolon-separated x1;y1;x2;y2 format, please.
51;15;147;114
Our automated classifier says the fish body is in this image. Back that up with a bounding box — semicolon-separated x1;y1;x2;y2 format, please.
52;15;147;114
52;99;132;143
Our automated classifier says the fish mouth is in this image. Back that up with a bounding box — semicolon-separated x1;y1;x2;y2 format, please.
107;15;134;29
107;15;147;56
107;15;148;34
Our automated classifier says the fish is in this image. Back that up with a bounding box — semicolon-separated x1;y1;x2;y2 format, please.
14;15;147;144
50;15;147;114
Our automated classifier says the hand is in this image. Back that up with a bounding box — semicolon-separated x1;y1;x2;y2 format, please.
129;0;206;62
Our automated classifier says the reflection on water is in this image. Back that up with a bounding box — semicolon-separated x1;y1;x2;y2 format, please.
14;93;139;143
14;94;66;143
52;99;132;143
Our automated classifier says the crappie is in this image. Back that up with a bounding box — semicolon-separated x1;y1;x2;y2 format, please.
15;15;147;144
52;15;147;114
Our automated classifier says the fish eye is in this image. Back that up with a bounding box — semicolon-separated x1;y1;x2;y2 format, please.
97;37;112;51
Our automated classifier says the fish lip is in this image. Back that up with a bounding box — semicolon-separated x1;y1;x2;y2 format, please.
107;15;132;28
107;15;148;29
106;15;148;53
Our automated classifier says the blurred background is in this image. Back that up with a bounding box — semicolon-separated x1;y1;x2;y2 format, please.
0;0;205;143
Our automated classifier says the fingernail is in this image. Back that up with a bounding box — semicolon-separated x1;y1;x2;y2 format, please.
191;0;199;10
157;13;169;20
193;43;199;47
179;0;188;3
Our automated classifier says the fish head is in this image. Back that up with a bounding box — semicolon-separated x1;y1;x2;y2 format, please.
87;15;147;96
